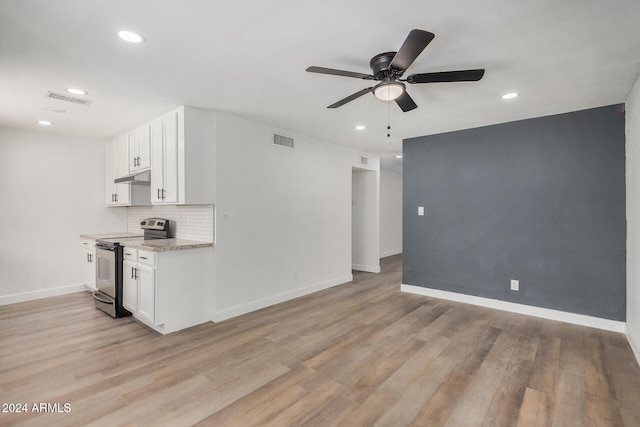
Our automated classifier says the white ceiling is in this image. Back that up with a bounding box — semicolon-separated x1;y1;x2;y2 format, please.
2;0;640;165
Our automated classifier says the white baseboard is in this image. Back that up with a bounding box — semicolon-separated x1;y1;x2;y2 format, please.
401;284;626;333
380;249;402;258
627;325;640;366
0;284;88;306
352;264;381;273
211;274;353;322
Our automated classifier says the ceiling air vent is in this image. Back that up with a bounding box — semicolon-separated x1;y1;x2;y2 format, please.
360;156;369;165
273;134;294;149
46;91;93;106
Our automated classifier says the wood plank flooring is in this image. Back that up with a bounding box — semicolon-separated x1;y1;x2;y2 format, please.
2;254;640;426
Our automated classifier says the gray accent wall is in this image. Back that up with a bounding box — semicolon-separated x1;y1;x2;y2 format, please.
403;104;626;321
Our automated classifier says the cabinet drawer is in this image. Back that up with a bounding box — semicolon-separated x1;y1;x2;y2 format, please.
123;248;137;261
137;249;155;266
81;238;95;247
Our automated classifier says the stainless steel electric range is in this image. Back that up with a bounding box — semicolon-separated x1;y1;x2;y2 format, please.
92;218;170;317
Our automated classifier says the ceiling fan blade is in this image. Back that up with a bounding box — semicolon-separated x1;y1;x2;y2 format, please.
389;29;435;73
306;66;374;80
327;87;373;108
407;69;485;84
395;91;418;112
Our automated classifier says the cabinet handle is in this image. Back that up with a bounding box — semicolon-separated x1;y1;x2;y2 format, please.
131;266;135;279
135;267;138;279
115;193;118;203
87;254;90;262
157;188;161;200
140;256;148;260
162;189;166;200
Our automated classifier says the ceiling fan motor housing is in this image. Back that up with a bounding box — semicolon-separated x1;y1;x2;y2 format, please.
370;52;399;79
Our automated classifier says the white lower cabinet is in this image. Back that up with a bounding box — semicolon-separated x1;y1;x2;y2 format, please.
123;249;156;324
81;239;96;291
122;246;212;334
136;263;155;323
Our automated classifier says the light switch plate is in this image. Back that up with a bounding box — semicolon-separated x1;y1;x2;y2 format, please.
418;206;424;216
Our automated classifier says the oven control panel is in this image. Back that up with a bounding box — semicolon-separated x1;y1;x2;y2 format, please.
140;217;169;231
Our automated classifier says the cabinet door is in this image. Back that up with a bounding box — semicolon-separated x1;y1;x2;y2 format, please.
150;118;164;204
122;259;138;313
115;182;130;205
128;128;139;172
115;134;130;178
137;123;151;170
137;264;155;323
105;140;117;206
81;246;96;290
163;110;179;204
105;139;131;206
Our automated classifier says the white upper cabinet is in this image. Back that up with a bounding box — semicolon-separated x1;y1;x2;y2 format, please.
115;134;130;179
105;135;150;207
129;124;151;173
105;105;212;207
150;106;213;205
105;139;131;206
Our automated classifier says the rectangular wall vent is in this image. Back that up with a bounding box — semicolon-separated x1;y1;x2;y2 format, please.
47;91;93;106
273;134;294;148
360;156;369;165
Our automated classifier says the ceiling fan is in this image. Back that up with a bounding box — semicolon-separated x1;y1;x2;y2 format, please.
306;29;485;112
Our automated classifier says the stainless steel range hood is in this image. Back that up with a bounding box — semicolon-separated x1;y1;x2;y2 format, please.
114;170;151;184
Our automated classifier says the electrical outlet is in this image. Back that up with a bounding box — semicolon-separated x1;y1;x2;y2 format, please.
510;279;519;291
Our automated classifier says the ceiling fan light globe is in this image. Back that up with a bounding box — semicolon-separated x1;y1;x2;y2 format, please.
373;82;405;101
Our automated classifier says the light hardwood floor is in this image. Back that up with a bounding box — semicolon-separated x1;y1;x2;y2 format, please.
2;255;640;426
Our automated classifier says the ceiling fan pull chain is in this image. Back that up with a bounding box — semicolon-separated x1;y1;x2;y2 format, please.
387;102;391;140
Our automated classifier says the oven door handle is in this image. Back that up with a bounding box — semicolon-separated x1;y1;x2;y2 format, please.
95;243;116;251
92;293;114;305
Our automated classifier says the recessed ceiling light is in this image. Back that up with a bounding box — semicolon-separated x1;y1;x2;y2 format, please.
502;92;519;100
355;125;366;130
37;120;53;126
118;30;144;44
395;155;403;159
66;88;87;96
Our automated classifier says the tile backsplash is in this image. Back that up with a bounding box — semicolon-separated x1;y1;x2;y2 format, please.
128;205;214;242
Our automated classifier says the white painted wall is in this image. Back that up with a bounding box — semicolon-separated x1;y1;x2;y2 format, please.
211;112;379;320
626;75;640;364
379;168;402;258
352;169;380;272
0;127;127;304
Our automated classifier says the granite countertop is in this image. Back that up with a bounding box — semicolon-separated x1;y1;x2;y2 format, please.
80;232;213;252
81;232;143;240
122;238;213;252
